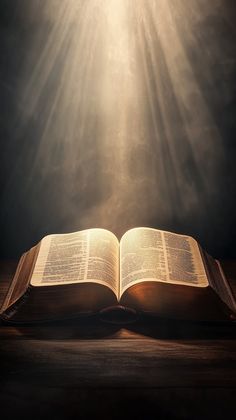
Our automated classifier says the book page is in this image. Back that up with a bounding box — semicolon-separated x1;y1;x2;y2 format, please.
120;227;208;295
31;229;119;295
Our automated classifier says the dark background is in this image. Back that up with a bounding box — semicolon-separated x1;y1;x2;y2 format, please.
0;0;236;259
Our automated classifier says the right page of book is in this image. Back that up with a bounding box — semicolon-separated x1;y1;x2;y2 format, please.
120;227;208;296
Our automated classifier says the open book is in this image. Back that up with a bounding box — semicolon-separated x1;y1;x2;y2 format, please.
1;227;236;323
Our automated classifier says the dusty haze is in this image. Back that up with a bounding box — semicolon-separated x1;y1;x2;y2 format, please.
0;0;236;257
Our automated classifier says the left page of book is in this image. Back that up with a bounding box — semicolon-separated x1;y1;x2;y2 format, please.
30;229;119;296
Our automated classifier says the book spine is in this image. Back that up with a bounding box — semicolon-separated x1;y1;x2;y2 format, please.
99;305;139;324
0;253;27;313
216;260;236;317
0;286;32;322
203;251;236;316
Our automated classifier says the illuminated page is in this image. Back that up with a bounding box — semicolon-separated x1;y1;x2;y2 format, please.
120;227;208;295
31;229;119;295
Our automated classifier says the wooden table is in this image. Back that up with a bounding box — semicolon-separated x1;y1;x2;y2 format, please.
0;260;236;419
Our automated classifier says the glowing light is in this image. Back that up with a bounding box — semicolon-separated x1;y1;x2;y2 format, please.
3;0;226;243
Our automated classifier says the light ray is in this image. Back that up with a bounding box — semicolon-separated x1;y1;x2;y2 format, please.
1;0;233;256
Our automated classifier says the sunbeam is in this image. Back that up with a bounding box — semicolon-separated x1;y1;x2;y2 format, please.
0;0;235;257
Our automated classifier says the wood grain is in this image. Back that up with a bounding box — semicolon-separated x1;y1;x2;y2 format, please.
0;260;236;419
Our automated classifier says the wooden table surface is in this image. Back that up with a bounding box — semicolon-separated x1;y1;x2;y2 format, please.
0;260;236;420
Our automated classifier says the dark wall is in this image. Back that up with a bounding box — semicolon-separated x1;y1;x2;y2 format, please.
0;0;236;258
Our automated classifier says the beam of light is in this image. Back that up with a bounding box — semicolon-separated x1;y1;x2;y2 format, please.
1;0;233;256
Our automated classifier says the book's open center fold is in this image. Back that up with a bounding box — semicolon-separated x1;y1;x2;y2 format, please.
1;227;235;323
